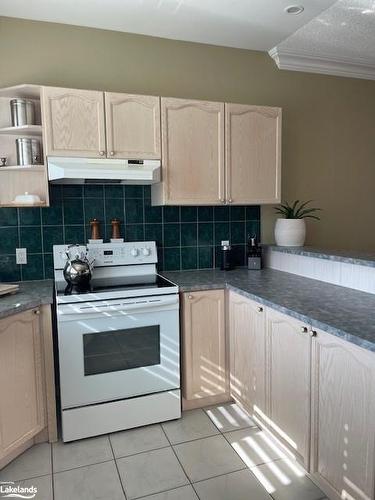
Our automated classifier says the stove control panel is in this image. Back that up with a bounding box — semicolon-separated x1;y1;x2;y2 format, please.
53;242;157;269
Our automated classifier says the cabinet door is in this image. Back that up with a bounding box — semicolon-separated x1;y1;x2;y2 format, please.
229;291;266;418
42;86;106;157
267;309;311;468
0;309;45;462
156;97;225;205
182;290;227;402
225;104;281;204
105;92;161;159
311;329;375;500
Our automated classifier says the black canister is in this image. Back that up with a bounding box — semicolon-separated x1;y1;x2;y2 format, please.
220;241;234;271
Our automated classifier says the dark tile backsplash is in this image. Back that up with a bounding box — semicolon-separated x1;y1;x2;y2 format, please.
0;185;260;282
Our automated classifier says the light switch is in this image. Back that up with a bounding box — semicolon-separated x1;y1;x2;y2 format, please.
16;248;27;265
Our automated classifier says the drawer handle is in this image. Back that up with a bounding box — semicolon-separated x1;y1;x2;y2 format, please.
309;330;317;337
257;306;263;313
300;326;308;333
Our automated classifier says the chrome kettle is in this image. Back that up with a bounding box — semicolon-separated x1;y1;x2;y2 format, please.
63;245;94;288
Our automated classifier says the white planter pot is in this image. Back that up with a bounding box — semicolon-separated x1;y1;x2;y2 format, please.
274;218;306;247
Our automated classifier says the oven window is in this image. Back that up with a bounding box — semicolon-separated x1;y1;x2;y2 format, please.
83;325;160;376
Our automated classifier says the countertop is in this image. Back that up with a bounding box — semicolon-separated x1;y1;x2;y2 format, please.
162;268;375;352
0;280;54;320
266;245;375;268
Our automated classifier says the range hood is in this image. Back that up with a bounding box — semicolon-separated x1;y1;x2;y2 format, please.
47;157;161;185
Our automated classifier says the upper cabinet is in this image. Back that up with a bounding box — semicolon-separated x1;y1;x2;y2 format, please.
42;87;106;158
152;98;281;205
225;104;281;204
41;87;161;160
105;93;160;159
152;98;225;205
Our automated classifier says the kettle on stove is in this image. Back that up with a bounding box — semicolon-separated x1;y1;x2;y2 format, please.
63;244;95;288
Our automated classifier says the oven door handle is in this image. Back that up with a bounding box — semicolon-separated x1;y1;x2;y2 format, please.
58;295;179;318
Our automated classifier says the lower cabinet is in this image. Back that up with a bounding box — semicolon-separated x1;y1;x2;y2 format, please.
228;291;266;417
0;306;57;469
266;309;312;469
310;328;375;500
181;290;229;409
0;309;45;463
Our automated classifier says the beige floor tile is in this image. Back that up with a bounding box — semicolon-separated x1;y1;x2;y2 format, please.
54;460;124;500
16;474;53;500
110;424;169;458
224;427;287;467
173;435;245;483
0;443;51;481
142;485;199;500
204;403;257;432
193;469;271;500
117;446;188;499
252;458;325;500
52;435;113;472
162;409;219;444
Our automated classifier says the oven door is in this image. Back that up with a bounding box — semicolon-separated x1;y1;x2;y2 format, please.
57;295;180;409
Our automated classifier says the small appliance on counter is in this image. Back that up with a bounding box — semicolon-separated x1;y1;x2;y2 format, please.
53;241;180;442
220;240;234;270
247;234;262;270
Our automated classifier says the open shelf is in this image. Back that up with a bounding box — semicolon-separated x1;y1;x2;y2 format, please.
0;84;41;99
0;165;45;171
0;125;43;136
1;201;47;208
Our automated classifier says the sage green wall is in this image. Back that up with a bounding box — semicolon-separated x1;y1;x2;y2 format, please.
1;16;375;251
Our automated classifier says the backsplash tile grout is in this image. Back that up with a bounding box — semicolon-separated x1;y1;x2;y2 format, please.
0;185;260;281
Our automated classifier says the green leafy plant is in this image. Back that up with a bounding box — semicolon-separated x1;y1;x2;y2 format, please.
274;200;321;220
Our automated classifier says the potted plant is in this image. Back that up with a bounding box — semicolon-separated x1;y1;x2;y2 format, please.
274;200;321;247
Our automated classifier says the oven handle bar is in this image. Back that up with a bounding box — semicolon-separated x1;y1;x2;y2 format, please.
58;295;179;319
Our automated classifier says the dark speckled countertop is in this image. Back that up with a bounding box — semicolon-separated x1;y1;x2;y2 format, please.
0;280;54;320
162;269;375;353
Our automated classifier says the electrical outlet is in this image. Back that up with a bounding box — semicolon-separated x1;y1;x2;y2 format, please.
16;248;27;265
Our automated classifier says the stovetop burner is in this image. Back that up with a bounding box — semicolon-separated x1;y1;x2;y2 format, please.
57;274;176;297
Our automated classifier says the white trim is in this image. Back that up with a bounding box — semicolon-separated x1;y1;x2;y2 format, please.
269;47;375;81
264;248;375;295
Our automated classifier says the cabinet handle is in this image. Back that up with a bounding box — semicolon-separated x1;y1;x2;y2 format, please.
33;309;40;315
99;150;105;156
188;295;193;300
109;151;115;156
219;198;224;203
300;326;308;333
309;330;317;337
257;306;263;313
228;198;233;203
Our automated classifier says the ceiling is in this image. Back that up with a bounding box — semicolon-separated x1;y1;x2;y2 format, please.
270;0;375;79
0;0;336;51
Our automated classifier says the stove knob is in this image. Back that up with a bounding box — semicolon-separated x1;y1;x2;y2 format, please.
142;248;151;256
131;248;139;257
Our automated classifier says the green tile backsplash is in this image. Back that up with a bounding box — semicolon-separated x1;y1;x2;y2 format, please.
0;185;260;281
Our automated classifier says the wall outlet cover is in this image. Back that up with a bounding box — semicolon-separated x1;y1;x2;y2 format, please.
16;248;27;265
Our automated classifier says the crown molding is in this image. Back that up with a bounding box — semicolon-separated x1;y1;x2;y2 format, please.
269;47;375;81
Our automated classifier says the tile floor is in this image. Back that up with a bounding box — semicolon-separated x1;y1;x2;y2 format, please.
0;403;328;500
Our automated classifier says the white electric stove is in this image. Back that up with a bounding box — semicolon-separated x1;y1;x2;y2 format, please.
53;241;181;442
